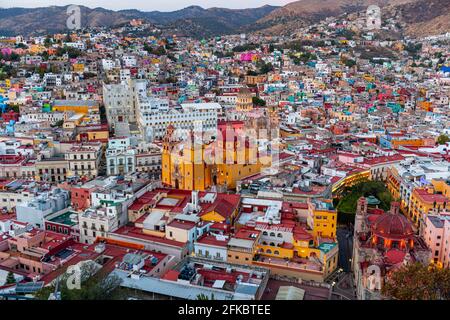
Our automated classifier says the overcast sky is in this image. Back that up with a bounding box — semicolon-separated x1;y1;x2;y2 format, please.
2;0;293;11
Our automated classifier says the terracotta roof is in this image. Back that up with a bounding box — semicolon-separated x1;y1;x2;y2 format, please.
372;212;414;241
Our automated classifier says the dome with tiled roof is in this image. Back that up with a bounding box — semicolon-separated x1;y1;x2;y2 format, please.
372;210;414;241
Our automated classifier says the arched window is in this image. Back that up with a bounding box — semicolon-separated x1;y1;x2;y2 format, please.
270;242;275;247
277;233;283;238
266;249;272;254
263;231;268;236
274;250;279;255
270;232;275;237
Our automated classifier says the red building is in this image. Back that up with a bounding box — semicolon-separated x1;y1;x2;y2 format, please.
1;110;19;123
58;181;96;211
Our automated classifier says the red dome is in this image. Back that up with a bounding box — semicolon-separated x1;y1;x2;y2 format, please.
372;212;414;240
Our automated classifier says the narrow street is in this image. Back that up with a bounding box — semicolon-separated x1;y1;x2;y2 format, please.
330;226;356;300
336;226;353;272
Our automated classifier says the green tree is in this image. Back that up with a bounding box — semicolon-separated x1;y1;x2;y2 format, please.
336;180;393;223
196;293;215;300
51;120;64;128
252;96;266;107
34;262;124;300
382;263;450;300
437;134;449;145
44;36;52;48
5;271;16;284
344;59;356;68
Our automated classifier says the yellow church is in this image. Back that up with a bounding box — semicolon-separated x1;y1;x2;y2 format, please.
162;121;266;191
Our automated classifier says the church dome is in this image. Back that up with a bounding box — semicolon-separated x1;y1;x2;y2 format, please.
372;211;414;241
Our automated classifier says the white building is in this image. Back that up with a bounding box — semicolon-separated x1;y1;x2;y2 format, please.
79;207;118;244
16;188;70;229
103;79;146;128
106;137;137;176
65;142;103;178
43;73;62;87
137;101;220;141
122;55;137;68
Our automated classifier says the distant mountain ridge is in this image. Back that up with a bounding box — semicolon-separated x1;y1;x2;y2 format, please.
0;5;279;37
0;1;448;38
249;0;450;38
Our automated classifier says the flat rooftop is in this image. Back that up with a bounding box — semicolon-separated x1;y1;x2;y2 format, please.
47;211;78;226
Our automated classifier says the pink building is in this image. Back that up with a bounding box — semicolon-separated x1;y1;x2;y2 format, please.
240;52;259;62
422;212;450;268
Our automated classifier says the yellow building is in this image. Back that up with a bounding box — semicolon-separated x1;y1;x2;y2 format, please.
162;126;212;191
432;179;450;198
307;199;337;239
75;128;109;143
391;138;424;149
409;187;449;227
244;75;267;85
162;122;264;191
236;87;253;112
250;197;338;280
332;170;371;196
72;63;85;73
52;100;99;115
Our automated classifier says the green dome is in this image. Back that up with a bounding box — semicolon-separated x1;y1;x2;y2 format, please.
366;195;381;205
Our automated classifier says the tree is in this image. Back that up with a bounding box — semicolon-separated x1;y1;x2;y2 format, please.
259;62;274;74
437;134;449;145
196;293;215;300
382;263;450;300
344;59;356;68
336;180;393;223
5;271;16;284
34;262;124;300
16;43;28;49
44;36;52;48
51;120;64;128
252;96;266;107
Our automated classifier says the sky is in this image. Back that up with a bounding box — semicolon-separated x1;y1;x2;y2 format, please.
1;0;294;11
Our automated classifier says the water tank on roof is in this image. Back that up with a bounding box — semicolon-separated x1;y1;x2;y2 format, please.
94;243;106;253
